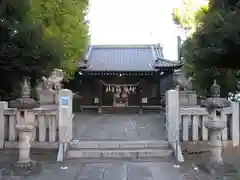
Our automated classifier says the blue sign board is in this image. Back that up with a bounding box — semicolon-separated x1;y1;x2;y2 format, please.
61;96;69;106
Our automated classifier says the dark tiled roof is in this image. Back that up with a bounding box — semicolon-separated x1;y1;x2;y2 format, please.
79;44;181;72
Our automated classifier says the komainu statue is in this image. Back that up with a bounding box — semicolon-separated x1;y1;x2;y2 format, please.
173;69;197;106
36;69;64;105
173;69;193;91
41;69;64;91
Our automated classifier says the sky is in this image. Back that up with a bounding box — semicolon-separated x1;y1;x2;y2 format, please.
88;0;183;60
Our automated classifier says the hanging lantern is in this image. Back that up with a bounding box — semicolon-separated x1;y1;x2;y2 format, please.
106;86;108;92
112;87;115;92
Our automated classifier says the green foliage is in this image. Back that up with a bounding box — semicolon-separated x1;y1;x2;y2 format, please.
0;0;61;100
27;0;89;79
173;0;240;97
0;0;89;100
173;0;209;33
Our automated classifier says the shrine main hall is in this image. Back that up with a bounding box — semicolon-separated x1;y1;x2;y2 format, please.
73;44;181;112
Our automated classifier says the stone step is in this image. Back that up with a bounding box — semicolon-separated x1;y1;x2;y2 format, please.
69;140;169;149
142;108;161;113
67;148;173;159
101;107;140;114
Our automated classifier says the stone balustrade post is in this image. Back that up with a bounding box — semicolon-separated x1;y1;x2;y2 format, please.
0;102;8;148
59;106;69;142
59;89;73;141
166;90;180;143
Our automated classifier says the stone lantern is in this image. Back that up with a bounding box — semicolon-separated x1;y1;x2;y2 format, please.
6;78;40;175
200;80;236;176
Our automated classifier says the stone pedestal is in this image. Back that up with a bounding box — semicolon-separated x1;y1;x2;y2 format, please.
3;110;41;177
179;91;197;106
38;89;55;105
205;118;226;165
199;116;239;178
4;78;41;177
18;131;32;164
14;111;36;166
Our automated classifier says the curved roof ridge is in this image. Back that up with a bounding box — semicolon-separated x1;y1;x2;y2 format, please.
157;57;180;64
78;43;181;71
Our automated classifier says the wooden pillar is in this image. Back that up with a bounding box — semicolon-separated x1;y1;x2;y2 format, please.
158;73;161;106
139;87;143;115
98;79;102;114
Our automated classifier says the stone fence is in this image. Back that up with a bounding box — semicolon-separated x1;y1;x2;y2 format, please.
180;105;239;148
0;104;58;149
166;89;240;154
0;89;73;149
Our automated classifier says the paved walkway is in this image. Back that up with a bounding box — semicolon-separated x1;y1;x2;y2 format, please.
23;161;191;180
0;155;211;180
73;113;166;141
2;148;240;179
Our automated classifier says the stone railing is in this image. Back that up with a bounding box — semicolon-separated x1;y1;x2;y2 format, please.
0;107;59;149
180;103;240;149
166;89;240;155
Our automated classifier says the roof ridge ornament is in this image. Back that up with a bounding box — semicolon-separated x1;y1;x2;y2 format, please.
151;45;157;60
84;45;93;60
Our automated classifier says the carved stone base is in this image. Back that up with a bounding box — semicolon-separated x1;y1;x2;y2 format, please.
179;91;197;106
3;160;41;177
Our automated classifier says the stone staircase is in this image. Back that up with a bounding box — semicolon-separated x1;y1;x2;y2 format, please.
67;140;173;160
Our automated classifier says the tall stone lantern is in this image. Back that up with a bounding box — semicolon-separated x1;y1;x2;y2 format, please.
200;80;236;176
7;78;40;175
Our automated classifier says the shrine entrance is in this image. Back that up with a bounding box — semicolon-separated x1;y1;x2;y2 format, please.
113;92;128;107
101;80;139;107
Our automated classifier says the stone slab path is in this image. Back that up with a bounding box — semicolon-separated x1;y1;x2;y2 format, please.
73;113;166;141
2;160;209;180
3;148;240;179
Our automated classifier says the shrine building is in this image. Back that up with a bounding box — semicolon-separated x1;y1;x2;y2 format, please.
74;44;181;112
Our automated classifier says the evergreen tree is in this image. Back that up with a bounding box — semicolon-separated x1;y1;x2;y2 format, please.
173;0;240;97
